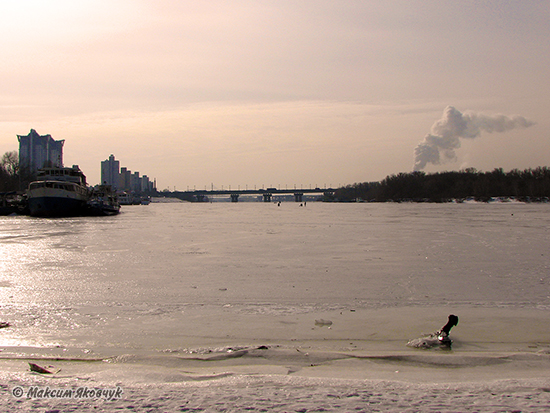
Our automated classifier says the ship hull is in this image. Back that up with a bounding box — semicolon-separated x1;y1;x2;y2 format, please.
28;195;88;217
87;204;120;216
27;182;89;217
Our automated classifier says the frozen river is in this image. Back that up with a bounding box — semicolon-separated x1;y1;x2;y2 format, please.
2;201;550;411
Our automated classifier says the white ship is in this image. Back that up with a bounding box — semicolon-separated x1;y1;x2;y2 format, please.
27;166;90;217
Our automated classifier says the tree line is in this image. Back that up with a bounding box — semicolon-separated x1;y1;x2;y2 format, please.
333;167;550;202
3;149;550;203
1;150;41;192
0;151;21;192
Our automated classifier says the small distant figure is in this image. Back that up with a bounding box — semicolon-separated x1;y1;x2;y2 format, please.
437;314;459;344
277;202;281;207
407;314;459;349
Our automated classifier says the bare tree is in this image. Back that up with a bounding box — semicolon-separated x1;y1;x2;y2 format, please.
0;151;19;191
1;151;19;176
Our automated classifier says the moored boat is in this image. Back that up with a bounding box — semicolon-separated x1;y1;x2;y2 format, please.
0;192;24;215
27;166;90;217
118;192;132;205
87;185;121;216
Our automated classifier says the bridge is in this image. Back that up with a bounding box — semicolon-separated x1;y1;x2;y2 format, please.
168;187;337;202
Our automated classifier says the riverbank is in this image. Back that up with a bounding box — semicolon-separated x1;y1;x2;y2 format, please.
2;305;550;411
3;348;550;412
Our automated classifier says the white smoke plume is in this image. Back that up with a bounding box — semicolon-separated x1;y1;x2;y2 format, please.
413;106;535;171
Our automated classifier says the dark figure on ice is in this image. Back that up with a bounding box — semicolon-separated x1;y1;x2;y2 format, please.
436;314;459;345
407;314;459;349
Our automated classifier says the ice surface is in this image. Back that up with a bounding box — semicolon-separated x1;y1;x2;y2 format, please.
1;202;550;410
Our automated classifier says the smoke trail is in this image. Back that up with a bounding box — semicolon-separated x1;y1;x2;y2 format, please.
413;106;535;171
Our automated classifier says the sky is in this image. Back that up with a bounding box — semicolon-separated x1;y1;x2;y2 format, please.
1;0;549;190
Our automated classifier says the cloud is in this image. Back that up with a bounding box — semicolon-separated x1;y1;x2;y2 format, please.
413;106;535;171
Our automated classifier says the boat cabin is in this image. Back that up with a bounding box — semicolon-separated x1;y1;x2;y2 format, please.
36;165;87;186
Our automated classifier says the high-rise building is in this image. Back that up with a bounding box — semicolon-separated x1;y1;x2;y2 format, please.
101;155;155;193
131;171;140;192
17;129;64;173
141;175;150;192
101;154;120;188
119;167;131;191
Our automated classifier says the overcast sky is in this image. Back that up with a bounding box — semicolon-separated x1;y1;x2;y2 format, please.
1;0;549;189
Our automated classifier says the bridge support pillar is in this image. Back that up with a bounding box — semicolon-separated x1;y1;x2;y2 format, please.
294;192;304;202
230;193;239;202
263;193;272;202
195;194;206;202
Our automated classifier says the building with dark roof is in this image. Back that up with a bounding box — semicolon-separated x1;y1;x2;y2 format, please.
17;129;64;173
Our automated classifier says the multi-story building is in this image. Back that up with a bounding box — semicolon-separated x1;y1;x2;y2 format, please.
100;154;120;188
101;155;155;193
141;175;151;192
131;171;140;193
18;129;64;174
119;167;131;191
